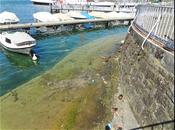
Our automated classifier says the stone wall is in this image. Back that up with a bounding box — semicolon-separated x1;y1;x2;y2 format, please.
119;27;174;129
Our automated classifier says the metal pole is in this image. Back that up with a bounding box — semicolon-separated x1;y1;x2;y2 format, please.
141;14;161;50
167;9;173;38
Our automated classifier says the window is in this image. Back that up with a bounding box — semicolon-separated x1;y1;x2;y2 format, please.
5;38;11;44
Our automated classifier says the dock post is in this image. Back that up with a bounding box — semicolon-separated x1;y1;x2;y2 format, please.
50;3;52;13
128;20;131;26
105;22;109;28
57;9;60;13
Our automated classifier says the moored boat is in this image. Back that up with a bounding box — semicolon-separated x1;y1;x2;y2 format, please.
0;32;36;55
33;12;59;22
0;11;19;24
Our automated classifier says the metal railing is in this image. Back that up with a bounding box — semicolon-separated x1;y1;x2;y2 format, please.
52;4;115;12
129;120;174;130
132;4;174;51
51;2;143;13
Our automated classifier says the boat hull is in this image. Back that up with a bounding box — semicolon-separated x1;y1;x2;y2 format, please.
0;42;33;55
32;1;50;5
31;0;53;5
0;21;19;25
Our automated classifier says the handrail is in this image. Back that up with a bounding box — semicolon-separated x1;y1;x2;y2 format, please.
141;14;161;50
132;4;174;51
129;120;174;130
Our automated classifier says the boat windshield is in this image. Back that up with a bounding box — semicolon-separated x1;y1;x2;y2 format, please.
5;38;11;44
15;41;34;46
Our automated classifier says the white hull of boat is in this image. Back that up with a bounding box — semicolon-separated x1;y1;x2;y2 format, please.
0;32;36;55
31;0;54;5
0;42;33;55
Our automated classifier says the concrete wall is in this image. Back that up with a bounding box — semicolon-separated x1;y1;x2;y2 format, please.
119;27;174;129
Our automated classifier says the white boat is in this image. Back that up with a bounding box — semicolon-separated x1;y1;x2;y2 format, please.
33;12;59;22
31;0;55;5
0;32;36;55
66;11;87;19
0;11;19;24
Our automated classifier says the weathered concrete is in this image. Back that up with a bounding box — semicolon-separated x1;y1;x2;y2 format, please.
118;27;174;129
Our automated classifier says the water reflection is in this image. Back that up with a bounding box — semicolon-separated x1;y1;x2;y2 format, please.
0;47;37;69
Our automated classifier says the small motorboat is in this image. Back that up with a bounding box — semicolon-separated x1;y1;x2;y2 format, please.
33;12;59;22
0;11;19;24
0;32;36;55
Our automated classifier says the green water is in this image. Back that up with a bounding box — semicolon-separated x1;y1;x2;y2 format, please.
0;27;128;96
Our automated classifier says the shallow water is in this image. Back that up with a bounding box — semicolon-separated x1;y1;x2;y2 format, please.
0;27;128;96
0;0;128;95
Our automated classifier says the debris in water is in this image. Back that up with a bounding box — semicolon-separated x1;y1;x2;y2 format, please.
92;79;95;83
121;40;125;44
101;76;107;84
101;56;111;63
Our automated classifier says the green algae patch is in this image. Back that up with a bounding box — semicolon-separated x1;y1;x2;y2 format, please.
0;33;126;130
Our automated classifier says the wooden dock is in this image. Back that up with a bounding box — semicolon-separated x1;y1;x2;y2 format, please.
0;18;133;31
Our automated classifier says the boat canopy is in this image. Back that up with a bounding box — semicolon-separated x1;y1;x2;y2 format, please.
33;12;59;22
0;11;19;24
3;32;35;45
52;13;74;21
66;11;87;19
81;12;94;19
